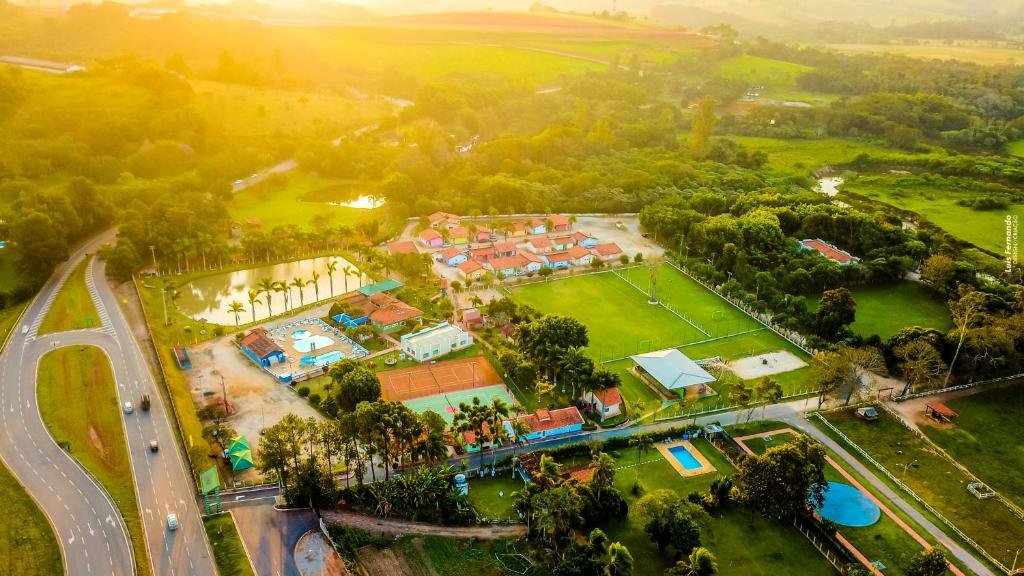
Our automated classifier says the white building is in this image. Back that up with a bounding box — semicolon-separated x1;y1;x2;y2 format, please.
400;322;474;362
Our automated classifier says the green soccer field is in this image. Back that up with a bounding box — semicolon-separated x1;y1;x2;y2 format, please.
509;266;813;415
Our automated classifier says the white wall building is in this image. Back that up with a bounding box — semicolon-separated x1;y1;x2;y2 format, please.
400;322;474;362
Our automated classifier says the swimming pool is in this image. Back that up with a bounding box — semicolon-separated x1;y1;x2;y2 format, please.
293;334;334;353
667;445;702;470
300;350;345;367
815;482;881;527
291;329;312;340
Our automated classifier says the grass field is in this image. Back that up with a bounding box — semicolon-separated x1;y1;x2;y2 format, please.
0;451;63;575
203;513;255;576
843;176;1024;254
809;282;951;340
510;265;813;416
37;346;150;576
716;55;812;88
1010;140;1024;158
392;535;518;576
828;42;1024;66
228;171;385;231
0;249;20;293
39;257;100;334
823;408;1024;568
918;384;1024;510
734;136;903;176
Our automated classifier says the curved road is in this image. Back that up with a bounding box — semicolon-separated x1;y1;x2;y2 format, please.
0;232;217;576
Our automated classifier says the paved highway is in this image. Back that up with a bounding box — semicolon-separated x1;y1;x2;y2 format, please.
0;231;216;576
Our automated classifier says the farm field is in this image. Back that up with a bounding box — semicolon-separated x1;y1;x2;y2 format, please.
822;408;1024;568
842;176;1024;254
192;80;389;146
809;282;951;340
715;54;811;88
510;265;813;415
734;136;904;176
39;257;100;335
918;384;1024;510
37;347;150;576
0;458;63;576
828;42;1024;66
228;171;386;232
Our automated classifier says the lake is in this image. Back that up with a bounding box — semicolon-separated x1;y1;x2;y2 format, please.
176;256;364;325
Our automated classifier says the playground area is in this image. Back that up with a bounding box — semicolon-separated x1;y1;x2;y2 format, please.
378;356;503;401
265;317;369;381
402;384;518;425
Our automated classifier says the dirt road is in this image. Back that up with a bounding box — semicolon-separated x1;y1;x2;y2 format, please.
320;510;526;539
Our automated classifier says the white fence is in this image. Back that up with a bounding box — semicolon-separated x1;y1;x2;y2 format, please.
894;372;1024;402
811;412;1012;574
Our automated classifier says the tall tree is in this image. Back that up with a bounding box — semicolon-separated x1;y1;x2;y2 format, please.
906;548;948;576
945;291;985;386
290;276;308;307
326;260;339;297
257;277;277;317
227;300;245;329
666;547;718;576
734;436;828;520
335;366;382;412
246;289;262;324
815;287;857;340
690;97;717;154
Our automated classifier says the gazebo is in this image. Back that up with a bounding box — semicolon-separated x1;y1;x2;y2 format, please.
925;402;958;423
226;436;254;472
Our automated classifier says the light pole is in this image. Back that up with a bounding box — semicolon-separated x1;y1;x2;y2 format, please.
471;362;477;388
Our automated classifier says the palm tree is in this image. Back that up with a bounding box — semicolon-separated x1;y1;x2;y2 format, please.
310;271;321;303
256;277;277;317
487;398;510;468
342;265;355;293
227;301;245;329
326;260;339;297
290;277;308;307
558;346;593;399
667;548;717;576
246;289;262;324
274;280;288;312
604;542;634;576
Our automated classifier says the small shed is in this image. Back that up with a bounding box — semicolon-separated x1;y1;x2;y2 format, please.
925;402;958;422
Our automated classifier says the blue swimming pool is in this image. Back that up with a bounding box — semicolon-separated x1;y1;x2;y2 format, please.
667;445;702;470
815;482;881;527
300;350;345;367
291;329;312;339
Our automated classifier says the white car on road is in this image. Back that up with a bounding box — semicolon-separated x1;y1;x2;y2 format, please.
123;402;133;414
166;513;178;531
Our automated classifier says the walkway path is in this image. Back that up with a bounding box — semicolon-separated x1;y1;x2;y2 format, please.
320;510;526;539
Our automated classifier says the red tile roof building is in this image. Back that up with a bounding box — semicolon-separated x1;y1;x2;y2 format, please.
386;240;418;255
591;242;623;259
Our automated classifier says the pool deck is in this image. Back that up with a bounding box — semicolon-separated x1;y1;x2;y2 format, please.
657;440;716;477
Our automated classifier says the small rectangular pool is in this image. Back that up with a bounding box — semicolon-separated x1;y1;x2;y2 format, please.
667;445;702;471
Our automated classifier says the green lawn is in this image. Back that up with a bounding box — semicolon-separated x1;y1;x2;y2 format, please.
1009;139;1024;158
467;475;524;521
809;282;951;340
39;257;101;334
393;535;517;576
842;175;1024;254
37;346;150;576
0;457;63;575
919;384;1024;510
0;301;27;343
228;171;386;231
203;513;255;576
823;408;1024;567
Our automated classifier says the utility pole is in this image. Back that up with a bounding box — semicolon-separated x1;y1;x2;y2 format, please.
149;245;157;272
161;286;169;327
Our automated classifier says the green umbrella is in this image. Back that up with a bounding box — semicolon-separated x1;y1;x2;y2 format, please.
229;448;254;472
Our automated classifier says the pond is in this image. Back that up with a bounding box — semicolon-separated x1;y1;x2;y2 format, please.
330;195;386;209
176;256;364;325
817;176;843;197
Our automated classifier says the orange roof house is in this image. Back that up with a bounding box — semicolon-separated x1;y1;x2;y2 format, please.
387;240;418;255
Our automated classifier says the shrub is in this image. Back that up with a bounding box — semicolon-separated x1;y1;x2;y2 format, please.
308;393;322;405
297;386;310;398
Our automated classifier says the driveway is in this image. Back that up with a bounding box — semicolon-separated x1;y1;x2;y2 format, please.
232;503;317;576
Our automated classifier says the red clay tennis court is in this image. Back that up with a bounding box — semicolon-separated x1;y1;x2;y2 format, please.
378;356;503;401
